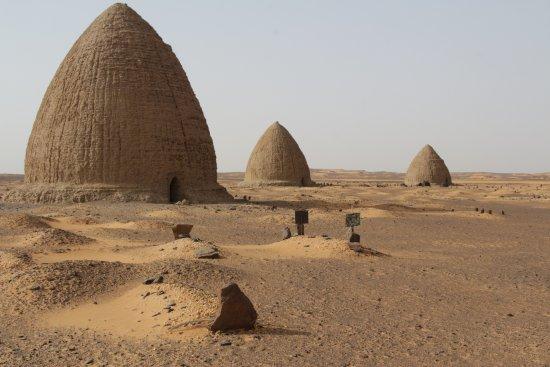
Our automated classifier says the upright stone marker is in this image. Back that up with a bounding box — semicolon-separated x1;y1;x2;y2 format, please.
172;224;193;239
295;210;309;236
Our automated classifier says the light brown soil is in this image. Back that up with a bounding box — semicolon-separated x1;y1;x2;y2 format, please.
0;172;548;366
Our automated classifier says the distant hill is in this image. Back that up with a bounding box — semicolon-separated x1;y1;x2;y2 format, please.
0;174;24;183
219;169;550;182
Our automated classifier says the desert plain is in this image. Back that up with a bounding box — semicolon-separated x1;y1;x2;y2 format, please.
0;170;548;366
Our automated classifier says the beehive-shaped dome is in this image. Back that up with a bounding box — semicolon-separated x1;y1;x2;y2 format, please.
404;145;452;187
20;3;231;203
242;122;314;187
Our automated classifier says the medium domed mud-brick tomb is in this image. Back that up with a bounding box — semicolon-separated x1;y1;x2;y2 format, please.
14;3;231;203
242;122;314;187
404;145;452;187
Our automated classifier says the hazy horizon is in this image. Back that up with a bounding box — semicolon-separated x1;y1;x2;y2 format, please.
1;0;548;174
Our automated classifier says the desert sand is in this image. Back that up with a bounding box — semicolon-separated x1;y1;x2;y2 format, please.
0;171;548;366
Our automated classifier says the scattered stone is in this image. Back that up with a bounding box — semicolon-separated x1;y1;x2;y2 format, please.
210;283;257;332
475;207;479;212
480;209;485;214
194;245;219;259
220;340;232;346
29;284;41;291
282;227;291;240
501;210;505;215
144;275;163;285
488;210;492;215
229;207;237;211
348;244;387;257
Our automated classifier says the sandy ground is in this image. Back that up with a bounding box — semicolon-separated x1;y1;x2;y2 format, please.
0;172;548;366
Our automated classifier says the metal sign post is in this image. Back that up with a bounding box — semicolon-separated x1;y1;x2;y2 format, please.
295;210;309;236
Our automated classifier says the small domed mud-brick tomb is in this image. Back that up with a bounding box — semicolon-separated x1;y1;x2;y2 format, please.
242;122;314;187
16;3;231;203
404;145;452;187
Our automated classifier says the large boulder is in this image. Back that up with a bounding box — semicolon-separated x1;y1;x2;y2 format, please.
210;283;257;332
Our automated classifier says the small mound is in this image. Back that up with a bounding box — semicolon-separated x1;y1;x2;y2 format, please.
437;211;505;220
143;209;182;220
42;283;217;339
0;250;33;271
227;236;384;260
102;219;173;230
0;213;51;232
26;228;94;248
62;216;100;225
37;239;218;264
0;260;140;312
359;208;395;219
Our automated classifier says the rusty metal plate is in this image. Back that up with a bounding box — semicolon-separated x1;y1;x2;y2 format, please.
294;210;309;224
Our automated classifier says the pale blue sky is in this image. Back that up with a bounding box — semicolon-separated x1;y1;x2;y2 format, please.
0;0;549;173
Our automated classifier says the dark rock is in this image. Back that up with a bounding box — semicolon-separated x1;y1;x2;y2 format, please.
172;224;193;239
348;244;387;257
29;284;41;291
220;340;232;346
166;301;176;307
282;227;291;240
144;275;163;285
195;245;219;259
210;283;257;332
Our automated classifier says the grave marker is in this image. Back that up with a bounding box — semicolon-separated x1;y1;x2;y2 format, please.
294;210;308;236
172;224;193;239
